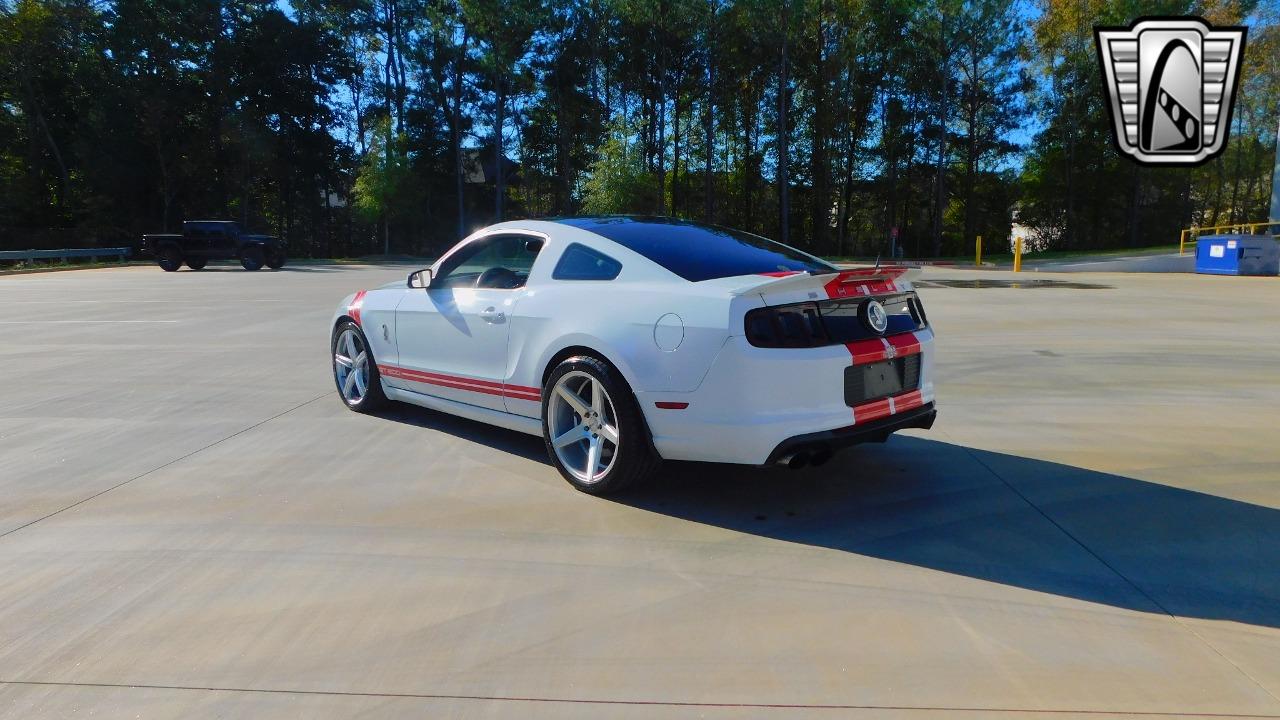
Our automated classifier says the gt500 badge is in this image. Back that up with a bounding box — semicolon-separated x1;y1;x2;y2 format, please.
1095;17;1246;166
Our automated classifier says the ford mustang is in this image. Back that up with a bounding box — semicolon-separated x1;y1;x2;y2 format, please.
331;216;936;494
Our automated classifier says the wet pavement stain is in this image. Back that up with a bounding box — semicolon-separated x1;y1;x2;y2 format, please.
918;278;1114;290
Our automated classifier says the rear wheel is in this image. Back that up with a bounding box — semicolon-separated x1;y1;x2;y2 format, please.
542;356;659;495
240;246;265;271
332;321;387;412
185;257;207;270
157;246;182;272
265;251;286;269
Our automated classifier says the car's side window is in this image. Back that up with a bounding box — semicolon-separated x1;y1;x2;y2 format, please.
433;234;542;290
552;243;622;281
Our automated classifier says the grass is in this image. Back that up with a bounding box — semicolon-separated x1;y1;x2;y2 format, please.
0;259;150;276
823;243;1186;266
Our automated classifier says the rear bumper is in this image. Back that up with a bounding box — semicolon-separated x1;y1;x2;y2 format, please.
637;330;936;465
764;403;936;465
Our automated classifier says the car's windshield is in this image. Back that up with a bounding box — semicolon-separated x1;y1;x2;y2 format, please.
553;217;835;282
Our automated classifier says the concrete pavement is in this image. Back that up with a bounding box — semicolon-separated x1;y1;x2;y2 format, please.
1;263;1278;718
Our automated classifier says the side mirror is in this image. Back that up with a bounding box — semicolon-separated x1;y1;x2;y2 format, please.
407;268;432;288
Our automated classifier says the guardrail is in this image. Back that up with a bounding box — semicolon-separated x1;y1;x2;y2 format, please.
0;247;131;263
1179;222;1278;255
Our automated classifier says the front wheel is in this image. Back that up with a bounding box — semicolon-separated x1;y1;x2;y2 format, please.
265;251;286;270
542;356;659;495
157;246;182;272
332;321;387;412
240;246;265;271
185;257;207;270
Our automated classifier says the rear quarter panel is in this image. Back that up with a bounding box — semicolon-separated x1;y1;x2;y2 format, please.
495;222;742;418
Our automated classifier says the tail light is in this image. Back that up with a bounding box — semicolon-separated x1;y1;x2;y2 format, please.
746;293;929;348
745;302;831;348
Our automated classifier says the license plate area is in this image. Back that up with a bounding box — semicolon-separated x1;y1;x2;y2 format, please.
844;355;920;407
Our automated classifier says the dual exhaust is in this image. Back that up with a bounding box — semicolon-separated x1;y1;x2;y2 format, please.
775;445;833;470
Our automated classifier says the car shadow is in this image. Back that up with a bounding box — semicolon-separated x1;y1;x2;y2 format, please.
181;265;350;273
626;436;1280;629
376;402;1280;629
373;402;547;462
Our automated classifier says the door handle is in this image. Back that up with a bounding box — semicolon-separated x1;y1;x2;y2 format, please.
479;306;505;323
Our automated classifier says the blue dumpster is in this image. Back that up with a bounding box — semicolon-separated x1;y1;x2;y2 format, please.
1195;235;1279;276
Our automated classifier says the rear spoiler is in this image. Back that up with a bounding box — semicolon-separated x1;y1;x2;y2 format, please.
729;265;921;298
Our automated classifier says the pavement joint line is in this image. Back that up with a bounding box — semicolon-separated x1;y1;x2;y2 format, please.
950;434;1280;707
0;320;181;324
2;681;1279;717
0;391;331;542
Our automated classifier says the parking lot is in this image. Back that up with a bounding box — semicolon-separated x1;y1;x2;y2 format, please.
1;262;1278;719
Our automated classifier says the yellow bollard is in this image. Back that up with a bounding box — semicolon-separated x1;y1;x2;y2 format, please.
975;235;982;266
1179;229;1187;255
1013;236;1023;272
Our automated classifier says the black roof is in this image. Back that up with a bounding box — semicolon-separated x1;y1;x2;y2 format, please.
548;216;833;282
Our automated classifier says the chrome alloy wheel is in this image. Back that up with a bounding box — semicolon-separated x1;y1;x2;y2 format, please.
334;327;370;405
547;370;621;484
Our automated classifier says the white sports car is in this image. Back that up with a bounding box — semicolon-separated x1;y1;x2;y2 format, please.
331;217;936;494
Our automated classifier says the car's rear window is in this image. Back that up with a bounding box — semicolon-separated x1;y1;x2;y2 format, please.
553;217;834;282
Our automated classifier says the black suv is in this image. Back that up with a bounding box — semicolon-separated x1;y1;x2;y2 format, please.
142;221;287;271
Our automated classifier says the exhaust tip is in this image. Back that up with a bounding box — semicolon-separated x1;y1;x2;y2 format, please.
778;452;810;470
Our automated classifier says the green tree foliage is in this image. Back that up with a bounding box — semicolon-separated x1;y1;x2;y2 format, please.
353;116;420;228
581;118;655;213
0;0;1277;257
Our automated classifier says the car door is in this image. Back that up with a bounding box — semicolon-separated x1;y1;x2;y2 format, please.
214;223;240;257
389;233;542;412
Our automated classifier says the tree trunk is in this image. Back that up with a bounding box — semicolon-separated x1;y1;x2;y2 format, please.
495;76;506;221
931;103;948;256
777;1;790;245
809;6;829;251
962;50;978;252
1227;101;1246;224
672;95;682;217
454;32;468;240
703;7;715;223
656;20;667;216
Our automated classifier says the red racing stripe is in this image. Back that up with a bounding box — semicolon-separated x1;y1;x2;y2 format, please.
894;389;924;412
884;332;922;357
854;398;893;424
846;339;889;365
349;290;367;326
379;363;542;402
827;271;920;420
822;268;909;299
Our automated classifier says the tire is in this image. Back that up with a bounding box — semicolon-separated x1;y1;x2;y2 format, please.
265;251;286;270
240;245;265;271
332;320;387;412
157;246;182;272
542;355;660;495
185;257;207;270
